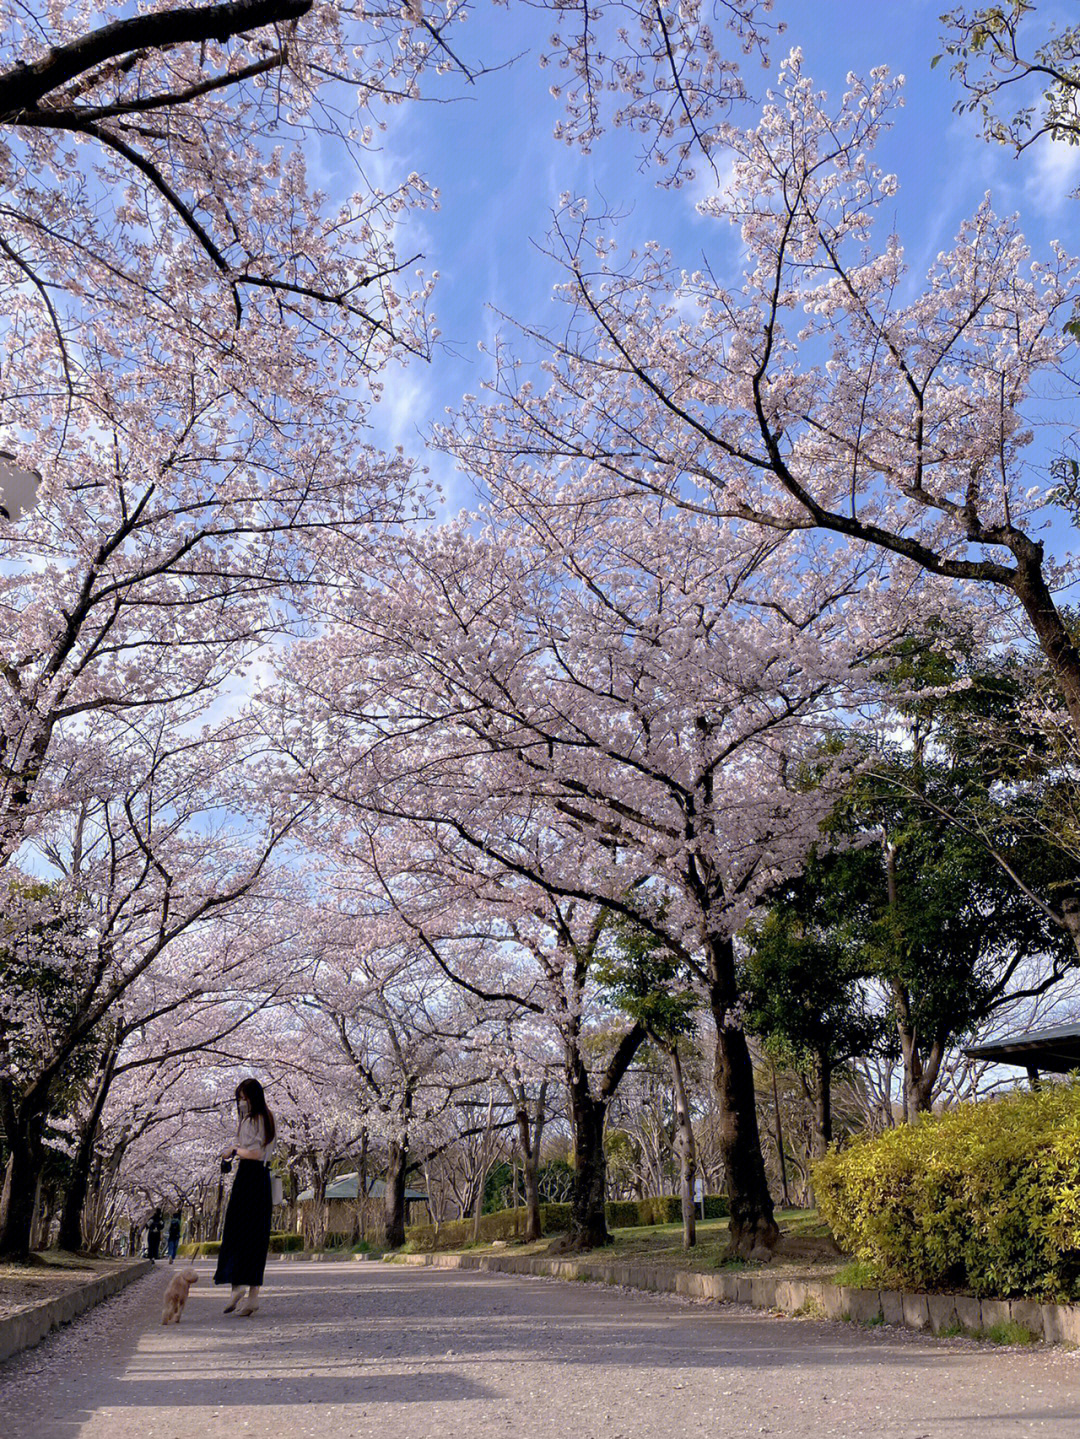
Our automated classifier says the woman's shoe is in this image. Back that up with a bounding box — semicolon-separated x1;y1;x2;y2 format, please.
237;1300;259;1316
223;1291;243;1314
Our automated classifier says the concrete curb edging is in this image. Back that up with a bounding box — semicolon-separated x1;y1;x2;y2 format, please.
0;1260;151;1364
392;1251;1080;1345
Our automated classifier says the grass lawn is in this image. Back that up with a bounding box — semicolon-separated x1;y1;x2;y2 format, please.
408;1208;847;1282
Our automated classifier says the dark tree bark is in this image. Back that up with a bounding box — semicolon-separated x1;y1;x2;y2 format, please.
506;1073;547;1243
706;935;778;1258
384;1137;408;1249
812;1049;833;1161
669;1044;697;1249
519;1081;547;1243
566;1083;610;1250
0;0;311;123
559;1023;647;1252
0;1109;46;1259
358;1129;369;1243
58;1036;120;1252
771;1060;792;1207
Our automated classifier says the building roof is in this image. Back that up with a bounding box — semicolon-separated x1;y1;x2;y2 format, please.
296;1172;429;1204
963;1022;1080;1074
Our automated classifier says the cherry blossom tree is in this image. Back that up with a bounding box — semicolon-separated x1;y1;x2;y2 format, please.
55;912;312;1252
268;473;913;1253
451;48;1080;797
293;900;498;1246
0;708;304;1258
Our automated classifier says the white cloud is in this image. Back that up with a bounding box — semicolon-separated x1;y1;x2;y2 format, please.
1025;134;1080;218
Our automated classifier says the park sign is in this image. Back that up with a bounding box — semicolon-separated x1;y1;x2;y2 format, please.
0;451;39;520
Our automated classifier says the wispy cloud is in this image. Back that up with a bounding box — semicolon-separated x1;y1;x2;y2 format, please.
1025;134;1080;218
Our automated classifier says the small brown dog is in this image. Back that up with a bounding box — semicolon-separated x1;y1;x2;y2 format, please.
160;1266;199;1324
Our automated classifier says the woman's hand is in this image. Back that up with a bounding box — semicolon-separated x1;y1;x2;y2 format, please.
220;1145;236;1160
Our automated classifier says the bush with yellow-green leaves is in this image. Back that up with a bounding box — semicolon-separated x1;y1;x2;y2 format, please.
814;1080;1080;1298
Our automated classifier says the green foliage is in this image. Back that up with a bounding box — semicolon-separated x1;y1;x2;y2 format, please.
595;908;697;1043
537;1158;574;1204
740;855;888;1073
814;1081;1080;1299
983;1318;1038;1345
404;1204;562;1251
801;629;1078;1092
178;1232;303;1258
940;3;1080;151
606;1194;729;1227
177;1240;222;1257
269;1231;304;1253
833;1259;883;1289
404;1194;730;1251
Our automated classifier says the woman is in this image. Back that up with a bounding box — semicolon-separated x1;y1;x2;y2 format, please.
214;1077;275;1316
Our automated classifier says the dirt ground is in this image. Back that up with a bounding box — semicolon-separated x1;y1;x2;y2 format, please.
0;1253;125;1322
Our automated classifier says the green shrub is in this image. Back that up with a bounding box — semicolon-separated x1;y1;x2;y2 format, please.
404;1194;728;1251
268;1232;304;1253
176;1240;221;1258
814;1080;1080;1299
405;1204;552;1251
609;1195;729;1227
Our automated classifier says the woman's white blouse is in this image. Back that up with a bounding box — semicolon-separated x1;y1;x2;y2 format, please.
236;1114;272;1161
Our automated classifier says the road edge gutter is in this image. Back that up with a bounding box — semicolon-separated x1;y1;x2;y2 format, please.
0;1259;152;1364
392;1250;1080;1345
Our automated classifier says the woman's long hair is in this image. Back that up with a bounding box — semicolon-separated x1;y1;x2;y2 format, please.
235;1076;276;1145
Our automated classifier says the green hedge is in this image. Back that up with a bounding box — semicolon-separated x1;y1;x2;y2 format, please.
405;1194;729;1251
607;1194;729;1227
177;1240;221;1258
814;1080;1080;1299
269;1231;304;1253
178;1231;302;1259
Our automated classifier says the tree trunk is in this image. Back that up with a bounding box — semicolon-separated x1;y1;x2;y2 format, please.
556;1019;646;1253
58;1040;119;1252
706;935;778;1257
565;1083;609;1250
358;1130;368;1243
669;1044;697;1249
812;1050;833;1160
472;1086;495;1244
384;1138;408;1249
1012;552;1080;766
771;1061;791;1206
883;839;931;1122
0;1110;46;1259
512;1079;546;1243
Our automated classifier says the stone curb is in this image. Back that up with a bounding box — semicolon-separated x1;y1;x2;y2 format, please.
391;1251;1080;1346
0;1259;151;1365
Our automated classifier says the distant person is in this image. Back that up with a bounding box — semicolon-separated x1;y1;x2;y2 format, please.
147;1209;164;1263
166;1213;182;1264
215;1077;276;1317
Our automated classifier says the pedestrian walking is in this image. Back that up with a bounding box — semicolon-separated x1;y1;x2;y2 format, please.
147;1209;163;1263
166;1213;182;1264
214;1077;275;1317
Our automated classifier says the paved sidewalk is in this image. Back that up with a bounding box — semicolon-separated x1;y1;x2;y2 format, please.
0;1258;1077;1438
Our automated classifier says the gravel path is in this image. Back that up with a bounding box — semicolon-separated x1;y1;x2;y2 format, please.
0;1258;1077;1438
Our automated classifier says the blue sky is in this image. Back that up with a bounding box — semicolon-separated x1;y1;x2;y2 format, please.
360;1;1080;510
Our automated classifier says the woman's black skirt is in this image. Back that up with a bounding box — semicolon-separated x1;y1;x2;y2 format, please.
214;1159;272;1288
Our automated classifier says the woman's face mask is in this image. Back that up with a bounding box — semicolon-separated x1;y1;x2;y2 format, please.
238;1097;251;1116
